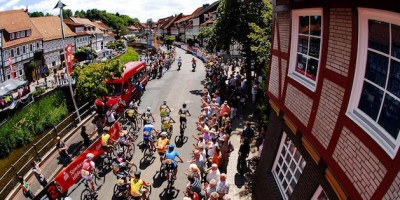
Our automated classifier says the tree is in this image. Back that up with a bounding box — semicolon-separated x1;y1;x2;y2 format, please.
45;13;54;16
29;11;44;17
62;9;73;19
73;59;124;104
198;26;216;52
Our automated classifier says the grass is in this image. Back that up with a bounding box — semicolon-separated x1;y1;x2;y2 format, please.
117;47;139;63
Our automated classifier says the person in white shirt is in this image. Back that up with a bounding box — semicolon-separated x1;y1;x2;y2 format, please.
206;164;221;183
106;107;115;126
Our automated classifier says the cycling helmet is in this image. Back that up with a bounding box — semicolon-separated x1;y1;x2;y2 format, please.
117;150;124;156
122;125;128;130
128;101;134;109
163;101;167;105
134;171;141;179
169;144;175;150
86;153;94;160
147;107;151;112
183;103;187;108
160;132;168;137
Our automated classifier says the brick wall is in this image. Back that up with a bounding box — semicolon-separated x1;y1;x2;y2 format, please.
383;171;400;200
311;79;344;148
333;127;387;200
326;8;352;77
281;59;287;97
268;55;280;98
284;84;313;126
277;11;290;53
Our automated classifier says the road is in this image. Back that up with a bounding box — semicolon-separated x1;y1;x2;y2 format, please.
67;47;205;200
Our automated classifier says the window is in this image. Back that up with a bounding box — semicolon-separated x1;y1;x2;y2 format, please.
10;33;14;40
288;8;323;91
30;44;33;51
20;31;25;37
23;46;26;54
26;29;31;36
348;8;400;158
16;32;20;38
17;47;20;55
10;49;14;57
37;42;39;48
272;132;306;200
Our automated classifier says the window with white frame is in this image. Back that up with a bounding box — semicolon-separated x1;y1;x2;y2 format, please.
10;32;14;40
20;31;25;37
272;132;307;200
288;8;323;91
27;29;31;36
16;32;20;38
348;8;400;158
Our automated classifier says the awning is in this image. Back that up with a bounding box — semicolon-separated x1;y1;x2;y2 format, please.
0;79;28;97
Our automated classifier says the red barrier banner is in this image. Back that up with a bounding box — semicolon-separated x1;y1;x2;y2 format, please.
54;122;121;193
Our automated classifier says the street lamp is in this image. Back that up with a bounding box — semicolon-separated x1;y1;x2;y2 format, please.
55;0;81;122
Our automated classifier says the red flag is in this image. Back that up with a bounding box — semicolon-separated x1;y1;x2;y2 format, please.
8;55;15;79
66;44;73;74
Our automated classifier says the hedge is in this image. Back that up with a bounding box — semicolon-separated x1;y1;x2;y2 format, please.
117;47;139;63
0;91;68;158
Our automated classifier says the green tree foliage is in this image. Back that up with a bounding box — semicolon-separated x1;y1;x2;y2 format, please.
29;11;44;17
0;91;68;158
116;47;139;63
74;47;97;62
198;26;216;52
164;35;175;46
62;9;73;19
73;54;134;103
248;0;272;65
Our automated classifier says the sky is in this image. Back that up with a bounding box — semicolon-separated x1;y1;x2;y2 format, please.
0;0;216;22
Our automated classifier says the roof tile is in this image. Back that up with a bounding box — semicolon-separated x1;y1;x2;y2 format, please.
31;16;76;41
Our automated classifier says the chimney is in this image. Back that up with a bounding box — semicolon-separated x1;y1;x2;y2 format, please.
24;5;28;13
203;4;209;9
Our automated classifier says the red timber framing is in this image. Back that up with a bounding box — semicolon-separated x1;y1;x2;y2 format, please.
267;0;400;199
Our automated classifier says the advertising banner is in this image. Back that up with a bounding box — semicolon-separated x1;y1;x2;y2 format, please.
8;55;15;79
54;122;121;193
32;181;62;200
65;44;73;74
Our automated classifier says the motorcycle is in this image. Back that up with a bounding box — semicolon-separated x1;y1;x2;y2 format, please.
178;61;182;70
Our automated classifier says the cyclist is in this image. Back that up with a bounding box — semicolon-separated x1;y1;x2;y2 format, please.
159;101;171;122
161;114;176;136
130;171;151;200
178;103;191;130
141;107;155;126
164;144;184;179
143;121;158;152
101;130;115;153
156;132;170;163
125;102;139;130
113;150;135;174
117;126;135;154
81;153;96;193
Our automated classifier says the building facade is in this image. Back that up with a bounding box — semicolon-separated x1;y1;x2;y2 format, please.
70;17;103;51
0;9;43;82
64;19;90;51
254;1;400;200
31;16;76;69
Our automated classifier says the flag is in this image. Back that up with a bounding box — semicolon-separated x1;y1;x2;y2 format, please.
66;44;73;74
8;55;15;79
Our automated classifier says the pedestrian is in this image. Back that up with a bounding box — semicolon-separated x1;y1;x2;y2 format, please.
95;115;106;138
136;81;143;105
219;135;234;174
56;136;71;165
252;81;258;103
19;175;35;199
81;126;90;146
31;161;48;187
106;106;115;126
216;173;230;199
242;122;255;142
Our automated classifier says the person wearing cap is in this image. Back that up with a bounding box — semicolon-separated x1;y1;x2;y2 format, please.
129;171;151;200
81;153;96;193
112;150;136;175
117;126;135;152
156;132;170;163
141;107;155;126
159;100;171;122
164;144;184;179
206;163;221;183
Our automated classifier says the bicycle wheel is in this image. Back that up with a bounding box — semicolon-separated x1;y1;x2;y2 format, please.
80;189;92;200
94;172;105;186
135;117;143;130
143;148;152;162
126;143;135;159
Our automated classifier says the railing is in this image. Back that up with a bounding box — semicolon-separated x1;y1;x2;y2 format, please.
0;102;95;200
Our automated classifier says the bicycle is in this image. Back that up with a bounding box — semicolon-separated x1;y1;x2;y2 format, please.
115;137;136;160
80;170;105;200
142;132;157;163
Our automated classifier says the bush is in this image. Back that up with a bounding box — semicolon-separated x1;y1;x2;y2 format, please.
117;47;139;63
32;88;45;97
0;91;68;158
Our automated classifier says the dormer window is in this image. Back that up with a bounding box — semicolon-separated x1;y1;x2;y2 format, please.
10;33;14;40
20;31;25;37
26;30;31;36
16;32;20;38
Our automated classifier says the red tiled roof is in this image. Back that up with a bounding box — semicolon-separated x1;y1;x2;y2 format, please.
93;20;111;30
164;14;183;30
31;16;76;41
0;9;43;48
200;18;215;27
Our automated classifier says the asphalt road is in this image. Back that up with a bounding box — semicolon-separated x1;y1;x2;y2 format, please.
67;47;205;200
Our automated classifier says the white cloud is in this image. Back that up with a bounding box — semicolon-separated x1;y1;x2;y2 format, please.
0;0;216;22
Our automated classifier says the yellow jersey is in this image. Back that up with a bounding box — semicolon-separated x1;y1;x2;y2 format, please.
101;134;110;146
130;179;143;196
